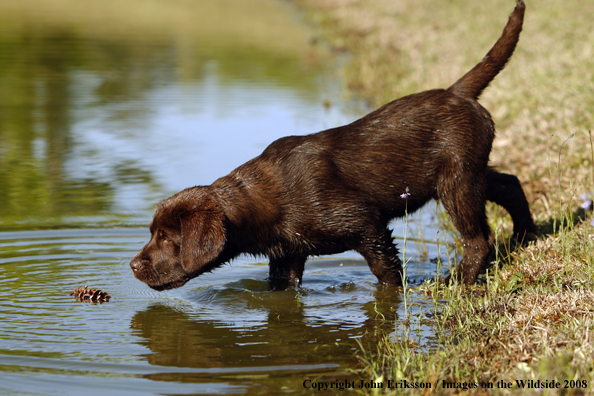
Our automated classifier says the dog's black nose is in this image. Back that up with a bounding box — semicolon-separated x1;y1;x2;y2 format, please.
130;259;143;272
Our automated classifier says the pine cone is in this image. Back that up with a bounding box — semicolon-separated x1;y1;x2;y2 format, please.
68;285;111;303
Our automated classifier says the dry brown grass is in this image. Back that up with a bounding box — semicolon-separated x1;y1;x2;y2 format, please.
295;0;594;392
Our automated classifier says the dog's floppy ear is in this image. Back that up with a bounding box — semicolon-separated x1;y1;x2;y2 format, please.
176;197;226;274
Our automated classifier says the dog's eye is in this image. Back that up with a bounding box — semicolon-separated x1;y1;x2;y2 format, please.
159;230;172;243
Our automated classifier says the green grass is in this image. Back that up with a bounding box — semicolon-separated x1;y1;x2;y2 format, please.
354;221;594;395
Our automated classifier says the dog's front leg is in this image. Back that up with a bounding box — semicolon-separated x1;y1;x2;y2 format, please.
268;256;306;290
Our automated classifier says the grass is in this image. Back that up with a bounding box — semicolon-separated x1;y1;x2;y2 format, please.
0;0;319;61
295;0;594;393
353;222;594;395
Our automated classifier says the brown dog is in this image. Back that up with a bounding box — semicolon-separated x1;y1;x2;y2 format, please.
130;0;535;291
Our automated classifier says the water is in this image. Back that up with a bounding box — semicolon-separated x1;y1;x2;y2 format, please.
0;0;453;394
0;228;448;395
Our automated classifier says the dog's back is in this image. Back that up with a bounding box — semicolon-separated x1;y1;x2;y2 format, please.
254;0;526;223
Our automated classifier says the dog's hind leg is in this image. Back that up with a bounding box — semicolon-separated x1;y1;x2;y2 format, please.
357;227;403;286
486;168;536;241
439;171;493;285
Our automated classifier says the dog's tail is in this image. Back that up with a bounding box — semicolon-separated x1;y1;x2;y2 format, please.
448;0;525;100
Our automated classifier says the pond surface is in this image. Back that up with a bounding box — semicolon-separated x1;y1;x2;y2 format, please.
0;0;453;394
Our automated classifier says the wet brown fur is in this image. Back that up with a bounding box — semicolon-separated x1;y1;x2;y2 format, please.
130;0;535;291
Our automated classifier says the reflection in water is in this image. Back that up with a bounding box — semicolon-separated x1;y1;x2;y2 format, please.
131;284;402;369
128;271;415;391
0;31;114;224
0;227;442;394
0;0;339;229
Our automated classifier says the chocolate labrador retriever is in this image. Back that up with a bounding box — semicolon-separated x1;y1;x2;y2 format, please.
131;0;535;291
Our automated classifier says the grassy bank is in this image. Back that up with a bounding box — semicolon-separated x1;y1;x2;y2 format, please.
295;0;594;393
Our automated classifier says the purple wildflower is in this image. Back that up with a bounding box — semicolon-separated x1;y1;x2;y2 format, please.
580;193;593;210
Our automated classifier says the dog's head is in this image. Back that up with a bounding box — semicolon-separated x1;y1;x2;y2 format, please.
130;187;226;290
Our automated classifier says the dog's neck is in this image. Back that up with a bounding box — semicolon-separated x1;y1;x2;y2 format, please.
211;167;284;250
